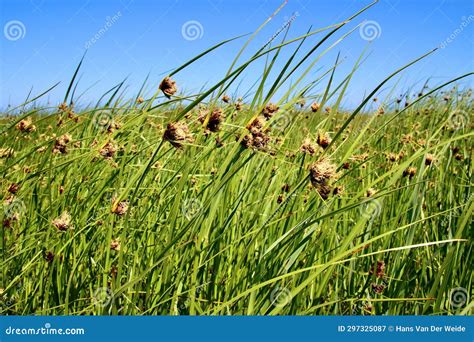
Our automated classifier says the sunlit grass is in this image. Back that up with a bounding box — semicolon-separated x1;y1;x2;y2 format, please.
0;1;472;316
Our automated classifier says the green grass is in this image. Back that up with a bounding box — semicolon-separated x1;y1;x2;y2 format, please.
0;1;473;315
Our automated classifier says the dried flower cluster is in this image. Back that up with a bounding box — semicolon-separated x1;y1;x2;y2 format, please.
8;183;20;194
159;76;177;98
240;116;271;151
261;103;279;120
16;118;36;133
403;166;417;179
112;198;129;216
316;132;331;149
300;137;317;155
310;102;320;113
110;239;121;251
99;141;118;160
52;134;72;154
309;158;339;200
163;122;194;149
52;211;72;231
198;107;225;134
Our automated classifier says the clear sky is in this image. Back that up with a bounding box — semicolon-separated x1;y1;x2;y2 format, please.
0;0;473;110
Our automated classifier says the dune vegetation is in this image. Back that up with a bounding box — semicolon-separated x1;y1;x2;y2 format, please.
1;1;472;315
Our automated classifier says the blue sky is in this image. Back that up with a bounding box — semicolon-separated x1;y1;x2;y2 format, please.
0;0;473;110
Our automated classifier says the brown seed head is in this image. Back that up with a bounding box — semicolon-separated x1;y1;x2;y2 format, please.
16;118;36;133
316;132;331;149
52;134;72;154
425;154;434;166
300;137;316;155
246;116;265;131
309;158;338;199
261;103;279;119
111;197;129;216
7;183;20;194
99;141;118;160
159;76;177;98
110;239;121;251
366;188;377;197
403;166;417;179
199;108;225;133
310;102;320;113
386;152;398;162
52;211;72;231
58;102;69;112
333;185;344;196
163;121;194;148
44;251;55;263
309;159;338;183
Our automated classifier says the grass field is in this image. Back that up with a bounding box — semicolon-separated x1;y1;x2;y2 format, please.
1;2;473;315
